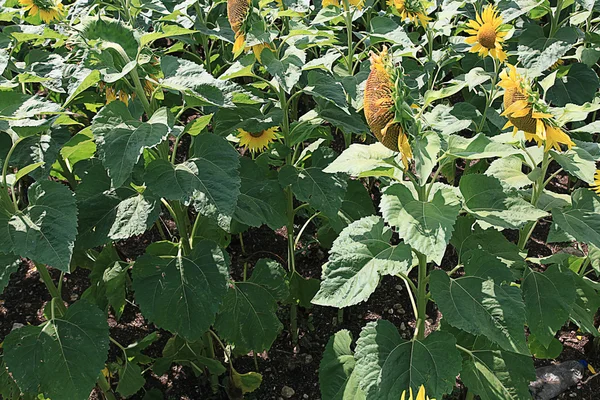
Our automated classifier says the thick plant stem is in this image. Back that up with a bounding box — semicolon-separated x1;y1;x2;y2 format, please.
205;332;220;393
171;201;192;255
56;155;77;189
465;389;475;400
414;251;428;341
518;151;550;250
36;263;67;316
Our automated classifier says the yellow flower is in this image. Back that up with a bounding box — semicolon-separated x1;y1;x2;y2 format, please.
387;0;431;27
20;0;64;23
322;0;365;9
591;170;600;195
227;0;270;61
465;5;508;62
105;87;134;106
237;127;279;154
401;385;435;400
498;64;575;152
364;47;412;168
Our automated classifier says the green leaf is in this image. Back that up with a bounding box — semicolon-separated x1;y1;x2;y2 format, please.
326;179;376;235
447;324;536;400
92;104;173;188
0;181;77;272
460;174;548;229
116;363;144;398
446;133;519;159
4;300;109;400
230;369;262;395
63;68;101;108
0;254;20;294
140;25;197;46
287;270;320;309
429;270;529;354
550;147;597;184
424;81;467;108
517;25;580;77
323;143;400;179
552;189;600;248
279;164;347;219
450;216;527;269
78;17;139;61
160;56;243;107
354;320;461;399
570;274;600;335
547;63;600;106
233;157;287;230
108;192;160;240
145;134;241;230
304;70;348;113
424;104;479;136
312;216;413;308
528;335;563;359
463;249;514;284
319;330;366;400
184;114;213;136
485;156;531;189
11;128;70;180
369;16;414;49
0;91;61;119
214;259;288;353
132;241;229;340
413;131;441;185
262;46;305;93
522;265;575;347
380;183;461;264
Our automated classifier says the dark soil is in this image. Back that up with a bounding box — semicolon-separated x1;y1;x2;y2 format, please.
1;170;599;400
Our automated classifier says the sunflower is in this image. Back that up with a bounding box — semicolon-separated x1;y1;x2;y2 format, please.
20;0;64;23
104;86;134;106
364;47;413;168
401;385;435;400
498;64;574;152
464;5;508;62
237;127;279;154
227;0;270;62
592;170;600;195
387;0;431;27
322;0;364;10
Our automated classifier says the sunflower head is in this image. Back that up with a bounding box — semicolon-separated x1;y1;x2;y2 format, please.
20;0;64;23
237;127;279;154
387;0;431;27
364;47;413;167
228;0;251;56
498;64;574;152
592;170;600;195
464;5;508;62
401;385;435;400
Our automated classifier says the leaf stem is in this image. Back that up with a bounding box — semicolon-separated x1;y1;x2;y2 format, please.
518;150;550;250
36;263;67;316
414;251;429;340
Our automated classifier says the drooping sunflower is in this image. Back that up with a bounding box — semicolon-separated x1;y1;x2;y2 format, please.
20;0;64;23
104;86;134;106
364;47;413;168
401;385;435;400
591;170;600;195
237;127;279;154
464;5;508;62
322;0;364;10
498;64;575;152
387;0;431;27
227;0;270;62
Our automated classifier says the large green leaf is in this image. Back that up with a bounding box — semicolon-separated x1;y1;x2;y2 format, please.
430;270;529;354
552;189;600;248
570;274;600;336
446;133;519;160
0;254;20;294
550;147;597;184
460;174;547;229
485;156;531;189
319;330;366;400
413;131;441;185
380;183;461;264
304;70;348;112
279;164;347;219
108;192;160;240
262;46;305;93
547;63;599;106
11;128;71;180
0;91;61;120
214;259;288;353
323;143;400;179
160;56;244;107
132;241;229;340
522;265;575;347
354;320;461;399
145;133;241;230
312;216;413;308
3;300;109;400
517;25;579;76
447;324;536;400
0;181;77;272
92;103;173;188
450;216;527;269
233;157;287;230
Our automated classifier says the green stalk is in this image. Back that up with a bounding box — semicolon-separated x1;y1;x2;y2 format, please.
2;137;27;213
549;0;564;37
172;202;192;255
97;374;117;400
36;263;67;316
204;332;219;393
56;154;78;189
518;151;550;250
477;59;499;133
112;45;152;116
414;251;428;340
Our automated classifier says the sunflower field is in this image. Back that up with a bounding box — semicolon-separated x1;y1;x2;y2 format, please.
1;0;600;398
